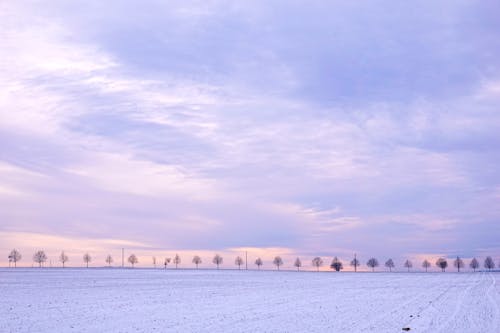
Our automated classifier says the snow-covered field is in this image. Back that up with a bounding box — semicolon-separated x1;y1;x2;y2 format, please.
1;269;499;332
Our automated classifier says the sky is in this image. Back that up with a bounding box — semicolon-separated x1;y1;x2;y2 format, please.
1;1;500;269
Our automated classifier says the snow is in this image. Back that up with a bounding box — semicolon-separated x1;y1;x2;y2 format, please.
1;268;499;332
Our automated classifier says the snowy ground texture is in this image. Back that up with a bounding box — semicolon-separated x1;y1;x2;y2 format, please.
1;269;499;332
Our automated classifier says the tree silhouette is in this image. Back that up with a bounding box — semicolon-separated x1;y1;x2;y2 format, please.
294;257;302;271
164;258;171;269
273;256;283;270
152;257;156;268
192;255;202;269
469;258;479;272
213;254;223;269
8;249;21;268
422;259;431;272
436;258;448;272
312;257;323;272
350;254;360;272
453;256;464;272
59;251;69;268
105;255;113;267
330;257;343;272
128;254;138;268
484;256;495;270
385;259;395;272
255;257;263;270
366;258;379;272
83;253;92;268
404;260;412;272
33;250;47;268
173;254;181;269
235;256;244;270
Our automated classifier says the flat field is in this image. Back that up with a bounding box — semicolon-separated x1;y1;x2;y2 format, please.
1;269;499;332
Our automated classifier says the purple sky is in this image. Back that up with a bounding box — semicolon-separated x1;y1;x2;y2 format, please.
1;1;500;268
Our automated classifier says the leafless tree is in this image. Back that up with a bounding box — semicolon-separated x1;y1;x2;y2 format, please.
192;255;202;269
273;256;283;270
469;258;479;272
128;254;138;268
8;249;21;268
454;256;464;272
83;253;92;268
422;259;431;272
173;254;181;269
366;258;379;272
484;256;495;270
404;260;413;272
164;258;171;269
436;258;448;272
255;257;263;270
33;250;47;268
59;251;69;268
350;254;360;272
312;257;323;272
235;256;244;270
152;257;157;268
385;259;395;272
213;254;223;269
294;257;302;271
330;257;343;272
105;254;113;267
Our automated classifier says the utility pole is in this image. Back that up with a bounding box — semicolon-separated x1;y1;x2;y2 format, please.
122;248;124;268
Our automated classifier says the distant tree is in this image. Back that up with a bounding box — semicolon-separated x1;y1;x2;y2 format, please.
173;254;181;269
235;256;244;270
8;249;21;268
164;258;171;269
273;256;283;270
469;258;479;272
330;257;343;272
152;257;156;268
311;257;323;272
192;255;202;269
33;250;47;268
128;254;138;268
366;258;379;272
385;259;395;272
436;258;448;272
83;253;92;268
59;251;69;268
453;256;464;272
350;254;360;272
255;257;263;270
422;259;431;272
484;256;495;271
404;260;413;272
213;254;223;269
105;254;113;267
294;257;302;271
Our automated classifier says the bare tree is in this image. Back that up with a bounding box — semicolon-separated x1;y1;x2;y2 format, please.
469;258;479;272
273;256;283;270
255;257;263;270
128;254;138;268
436;258;448;272
213;254;223;269
59;251;69;268
192;255;202;269
453;256;464;272
33;250;47;268
83;253;92;268
105;254;113;267
8;249;21;268
152;257;157;268
312;257;323;272
385;258;395;272
350;254;360;272
164;258;171;269
235;256;244;270
404;260;413;272
366;258;379;272
422;259;431;272
330;257;343;272
484;256;495;270
294;257;302;271
173;254;181;269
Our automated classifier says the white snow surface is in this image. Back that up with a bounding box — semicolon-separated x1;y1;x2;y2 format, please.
1;269;499;332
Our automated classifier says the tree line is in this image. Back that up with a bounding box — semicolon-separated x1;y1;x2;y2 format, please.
6;249;499;272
